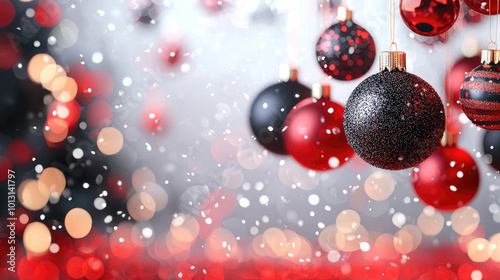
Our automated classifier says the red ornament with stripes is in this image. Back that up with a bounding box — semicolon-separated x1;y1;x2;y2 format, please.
460;63;500;130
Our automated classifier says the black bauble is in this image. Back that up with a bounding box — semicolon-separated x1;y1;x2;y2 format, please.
249;81;311;155
343;70;446;170
316;20;376;81
483;130;500;171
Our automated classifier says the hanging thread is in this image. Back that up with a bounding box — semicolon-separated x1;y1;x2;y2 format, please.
488;0;500;49
389;0;397;51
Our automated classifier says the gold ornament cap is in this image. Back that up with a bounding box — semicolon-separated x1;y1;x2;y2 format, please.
337;6;352;21
279;64;298;82
481;49;500;65
312;83;331;100
379;51;406;72
440;131;458;147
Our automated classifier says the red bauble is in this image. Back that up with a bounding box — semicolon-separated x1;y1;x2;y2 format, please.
400;0;460;36
283;97;354;171
465;0;500;15
445;55;480;109
411;145;479;211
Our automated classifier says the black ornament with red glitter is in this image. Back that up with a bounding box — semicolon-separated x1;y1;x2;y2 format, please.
344;51;446;170
460;50;500;130
316;8;376;81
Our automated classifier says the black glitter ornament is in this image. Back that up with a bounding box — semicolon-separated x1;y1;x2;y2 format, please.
316;7;376;81
249;68;311;155
483;130;500;171
344;51;446;170
460;50;500;130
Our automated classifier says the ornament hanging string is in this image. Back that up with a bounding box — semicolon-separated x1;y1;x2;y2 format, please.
319;0;332;84
287;0;301;68
444;31;454;132
488;0;500;49
390;0;397;51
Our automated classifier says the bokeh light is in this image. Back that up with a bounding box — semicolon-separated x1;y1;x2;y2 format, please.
23;222;51;255
127;192;156;221
417;207;444;236
28;53;56;83
364;170;395;201
65;208;92;239
38;167;66;196
97;127;124;155
451;206;480;236
18;179;50;211
336;209;360;234
467;238;490;262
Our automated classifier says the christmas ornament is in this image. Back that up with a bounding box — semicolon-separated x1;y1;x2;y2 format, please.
460;50;500;130
445;55;481;108
465;0;500;15
412;132;480;211
283;84;354;171
483;129;500;171
344;51;446;170
400;0;460;36
249;67;311;155
316;7;376;81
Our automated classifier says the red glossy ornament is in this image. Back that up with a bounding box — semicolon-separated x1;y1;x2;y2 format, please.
411;140;479;211
283;85;354;171
465;0;500;15
400;0;460;36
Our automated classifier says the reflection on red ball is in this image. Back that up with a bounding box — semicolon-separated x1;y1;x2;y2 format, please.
400;0;460;36
465;0;500;15
411;145;479;211
35;0;62;27
283;98;353;171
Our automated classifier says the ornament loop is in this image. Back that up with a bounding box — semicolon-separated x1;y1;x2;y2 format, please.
390;42;398;52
